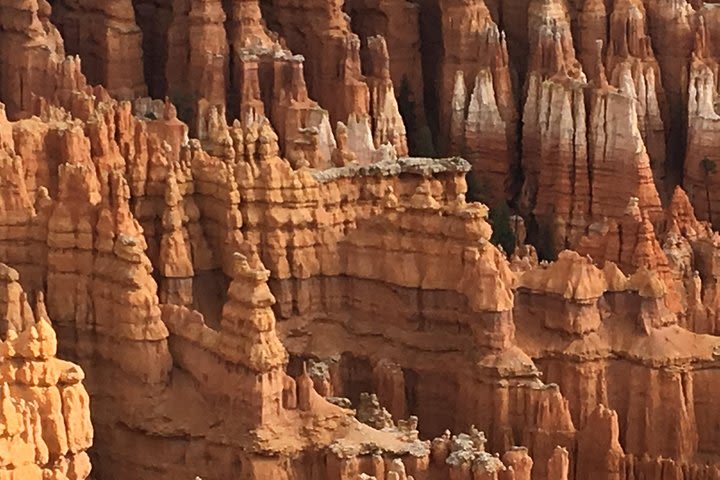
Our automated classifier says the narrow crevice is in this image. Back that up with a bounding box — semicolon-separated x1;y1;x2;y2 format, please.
258;0;282;41
416;0;443;153
132;0;172;100
221;0;239;121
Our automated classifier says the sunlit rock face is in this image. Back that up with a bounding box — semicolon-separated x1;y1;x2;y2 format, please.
1;0;720;479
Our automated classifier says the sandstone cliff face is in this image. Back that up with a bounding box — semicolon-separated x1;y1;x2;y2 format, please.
587;72;663;224
442;0;519;206
344;0;426;125
684;11;720;228
514;248;717;464
51;0;147;99
519;0;667;254
263;0;369;125
520;13;590;251
4;1;720;480
578;0;669;197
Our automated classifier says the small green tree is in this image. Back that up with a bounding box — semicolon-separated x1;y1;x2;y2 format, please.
534;214;558;261
489;202;516;256
397;76;416;130
169;91;197;125
465;173;490;204
701;156;717;175
397;75;436;157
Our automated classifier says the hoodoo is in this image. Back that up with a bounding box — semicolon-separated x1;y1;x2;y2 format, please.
1;0;720;479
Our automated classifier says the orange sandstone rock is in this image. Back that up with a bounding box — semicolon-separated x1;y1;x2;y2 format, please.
0;266;93;479
0;0;86;118
3;7;720;479
265;0;371;125
51;0;146;99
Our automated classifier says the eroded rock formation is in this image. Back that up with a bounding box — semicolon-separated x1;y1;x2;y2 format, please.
0;265;93;479
2;0;720;479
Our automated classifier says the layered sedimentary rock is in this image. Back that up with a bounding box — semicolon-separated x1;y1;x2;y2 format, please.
587;61;663;224
165;0;229;129
442;0;518;205
0;0;86;118
5;1;720;480
50;0;147;99
263;0;408;157
578;0;669;195
263;0;370;125
514;249;719;464
0;86;584;478
0;264;93;479
344;0;426;125
519;0;664;254
662;185;720;335
365;36;409;157
520;12;590;252
684;12;720;227
606;0;668;195
643;0;695;178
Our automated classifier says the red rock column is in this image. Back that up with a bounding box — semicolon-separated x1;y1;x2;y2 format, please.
644;0;695;178
158;169;194;307
366;36;409;156
521;18;590;252
373;359;407;421
576;406;625;480
587;80;663;224
344;0;426;125
263;0;370;125
166;0;228;128
437;0;518;174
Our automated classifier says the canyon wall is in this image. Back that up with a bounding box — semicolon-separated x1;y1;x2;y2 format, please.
1;0;720;480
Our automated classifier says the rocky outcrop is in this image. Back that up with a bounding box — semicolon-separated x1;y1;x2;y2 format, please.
0;0;86;118
157;168;194;307
587;62;663;224
432;0;519;206
365;36;409;157
344;0;426;124
520;1;664;254
578;0;669;197
684;12;720;227
263;0;370;126
607;0;668;197
644;0;695;178
166;0;229;131
153;252;435;479
0;264;93;479
520;13;589;252
577;198;683;315
261;0;409;159
2;79;719;478
6;3;720;480
515;246;720;465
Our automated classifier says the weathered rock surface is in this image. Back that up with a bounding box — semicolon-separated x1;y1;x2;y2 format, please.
442;0;519;206
0;0;87;118
2;1;720;480
0;265;93;479
50;0;147;99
